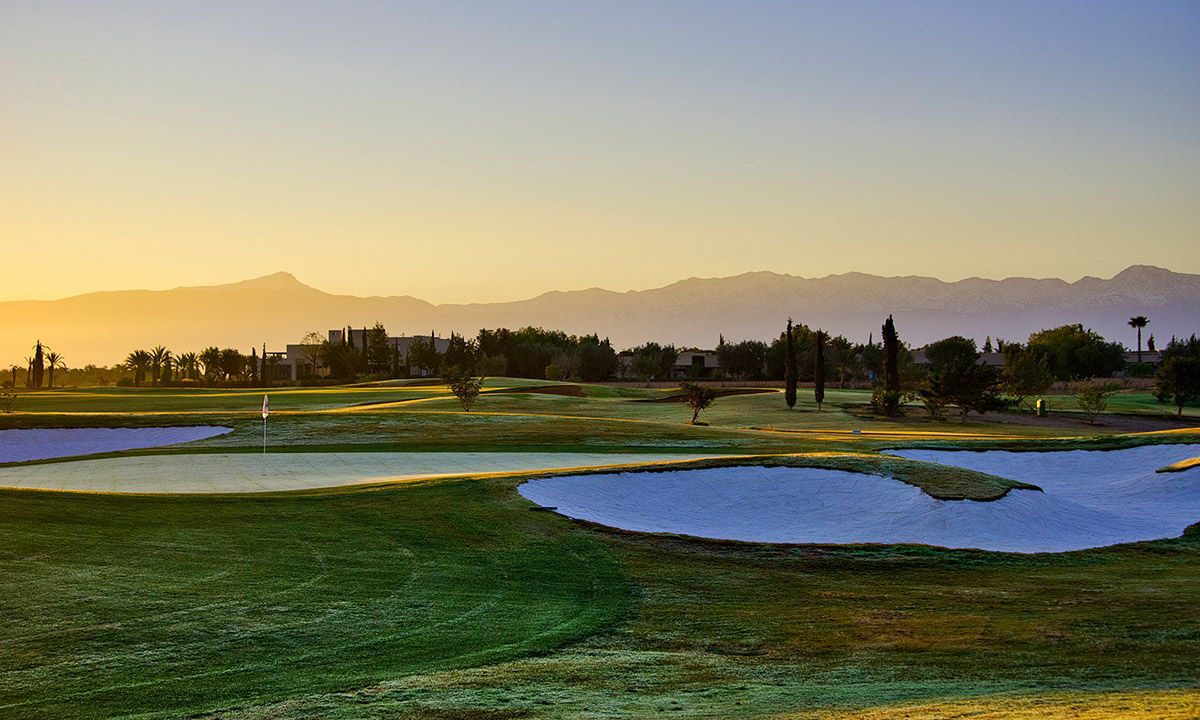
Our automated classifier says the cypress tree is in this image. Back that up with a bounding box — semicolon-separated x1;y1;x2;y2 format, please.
882;314;900;416
814;330;826;411
784;319;797;409
262;343;268;384
32;340;44;388
250;348;259;384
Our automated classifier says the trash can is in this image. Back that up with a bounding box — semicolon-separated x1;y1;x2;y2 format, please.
1036;398;1048;417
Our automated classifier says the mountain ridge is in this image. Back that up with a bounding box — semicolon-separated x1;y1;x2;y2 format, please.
3;265;1197;365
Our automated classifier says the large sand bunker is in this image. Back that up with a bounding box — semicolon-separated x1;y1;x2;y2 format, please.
518;444;1200;553
0;426;232;463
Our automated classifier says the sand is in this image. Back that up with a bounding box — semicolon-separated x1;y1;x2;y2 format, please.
518;444;1200;553
0;426;233;463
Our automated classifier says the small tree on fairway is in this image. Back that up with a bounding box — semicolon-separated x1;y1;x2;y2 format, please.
813;329;826;411
680;381;716;424
0;389;17;413
444;365;485;411
1071;380;1119;425
784;318;797;409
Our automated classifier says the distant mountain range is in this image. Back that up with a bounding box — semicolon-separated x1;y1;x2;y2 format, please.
3;265;1198;365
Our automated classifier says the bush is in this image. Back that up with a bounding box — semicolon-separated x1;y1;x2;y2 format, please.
1127;362;1155;378
0;389;16;413
115;377;135;387
871;386;902;416
544;364;563;381
1070;380;1120;424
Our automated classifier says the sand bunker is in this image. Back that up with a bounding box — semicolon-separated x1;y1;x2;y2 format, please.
0;426;233;464
0;451;715;494
519;444;1200;553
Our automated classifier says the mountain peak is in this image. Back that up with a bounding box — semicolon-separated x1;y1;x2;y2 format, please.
227;271;307;290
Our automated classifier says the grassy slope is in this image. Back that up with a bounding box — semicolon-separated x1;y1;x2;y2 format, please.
0;480;627;720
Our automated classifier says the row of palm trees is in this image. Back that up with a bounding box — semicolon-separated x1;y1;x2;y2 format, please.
123;346;267;386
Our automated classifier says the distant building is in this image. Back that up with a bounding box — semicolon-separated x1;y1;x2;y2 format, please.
275;328;450;380
1122;350;1163;367
910;349;1006;368
617;349;722;380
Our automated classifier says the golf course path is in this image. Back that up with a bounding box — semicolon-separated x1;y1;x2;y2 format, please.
0;451;719;494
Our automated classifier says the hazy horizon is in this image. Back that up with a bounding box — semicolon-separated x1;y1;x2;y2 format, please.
3;1;1199;304
2;263;1194;305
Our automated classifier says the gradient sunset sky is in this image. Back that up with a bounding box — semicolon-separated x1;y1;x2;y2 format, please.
3;1;1198;303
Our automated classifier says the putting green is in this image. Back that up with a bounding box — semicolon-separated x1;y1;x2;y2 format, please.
0;451;720;494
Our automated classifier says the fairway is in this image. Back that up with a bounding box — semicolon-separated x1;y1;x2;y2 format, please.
0;450;720;493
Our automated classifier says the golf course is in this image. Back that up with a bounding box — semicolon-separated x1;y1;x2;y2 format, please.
1;379;1198;718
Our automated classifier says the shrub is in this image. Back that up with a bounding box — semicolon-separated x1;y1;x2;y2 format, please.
1070;380;1120;424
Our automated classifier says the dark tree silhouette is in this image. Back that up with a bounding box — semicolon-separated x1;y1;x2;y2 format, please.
1128;316;1149;364
881;315;900;416
814;330;826;411
784;318;797;409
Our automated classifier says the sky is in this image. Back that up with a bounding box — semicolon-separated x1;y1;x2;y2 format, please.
2;0;1198;303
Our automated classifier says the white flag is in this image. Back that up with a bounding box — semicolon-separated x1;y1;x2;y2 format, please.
261;394;270;419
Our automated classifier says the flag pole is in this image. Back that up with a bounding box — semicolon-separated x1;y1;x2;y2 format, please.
261;393;269;457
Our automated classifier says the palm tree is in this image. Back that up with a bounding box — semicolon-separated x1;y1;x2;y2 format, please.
125;350;151;386
149;346;171;385
177;352;199;381
1128;316;1149;364
219;348;245;381
199;347;222;384
45;351;64;388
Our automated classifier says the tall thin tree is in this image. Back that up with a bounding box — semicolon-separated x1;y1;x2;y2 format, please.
784;318;797;409
814;330;826;411
882;315;900;416
1128;316;1149;364
32;341;44;388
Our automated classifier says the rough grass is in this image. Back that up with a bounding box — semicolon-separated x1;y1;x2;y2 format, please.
783;689;1200;719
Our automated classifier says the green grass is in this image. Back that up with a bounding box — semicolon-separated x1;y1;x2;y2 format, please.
1;379;1198;718
0;479;627;719
5;473;1194;718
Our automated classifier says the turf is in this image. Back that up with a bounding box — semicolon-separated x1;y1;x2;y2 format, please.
1;378;1198;718
0;479;627;719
